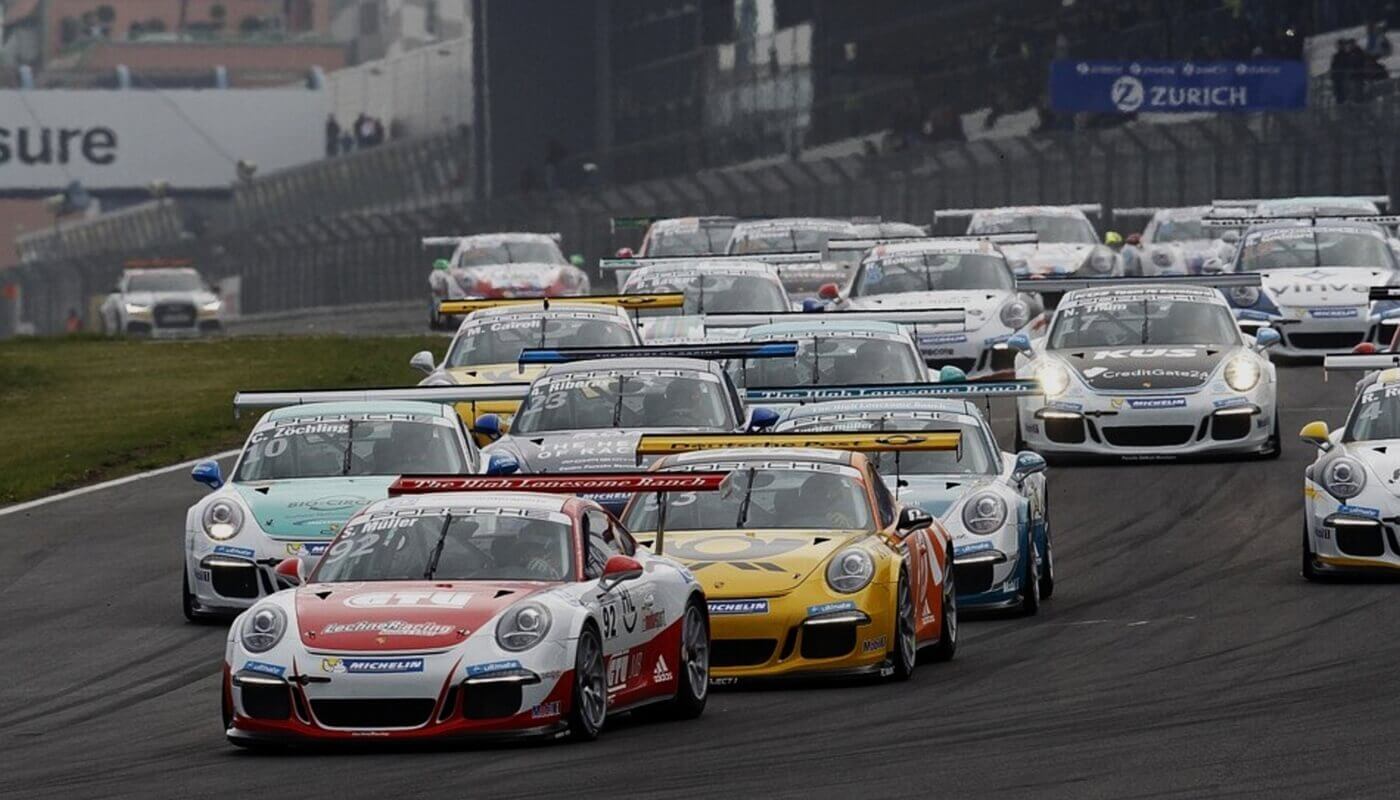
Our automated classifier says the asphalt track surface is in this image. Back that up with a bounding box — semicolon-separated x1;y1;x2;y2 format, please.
2;363;1396;800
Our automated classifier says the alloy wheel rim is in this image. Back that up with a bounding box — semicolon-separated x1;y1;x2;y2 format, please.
578;633;607;729
944;567;958;643
898;575;916;667
684;605;709;700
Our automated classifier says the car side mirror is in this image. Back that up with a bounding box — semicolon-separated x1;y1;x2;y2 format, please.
1012;450;1047;483
485;453;519;476
1006;332;1032;354
599;554;644;591
473;413;504;440
433;258;451;271
748;406;780;431
895;506;933;537
801;298;826;313
1254;327;1281;350
274;557;306;588
1126;233;1141;246
1352;342;1378;355
410;350;436;375
818;282;841;301
1299;420;1331;451
1221;230;1240;245
616;247;634;258
191;460;223;490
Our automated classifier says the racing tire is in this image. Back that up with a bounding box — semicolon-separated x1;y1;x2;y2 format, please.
568;623;607;742
1039;519;1056;601
428;302;445;331
890;568;917;681
1014;414;1028;453
1302;520;1323;582
1260;416;1282;461
1020;541;1042;616
221;676;234;732
662;597;710;719
926;549;958;663
182;571;212;623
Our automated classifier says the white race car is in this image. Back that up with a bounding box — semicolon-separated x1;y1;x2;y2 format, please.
425;233;590;329
222;472;716;745
819;235;1045;376
1011;276;1281;460
1253;195;1385;218
617;259;797;342
1131;206;1243;277
1222;218;1400;355
1302;352;1400;579
939;204;1121;280
725;217;861;298
100;260;223;337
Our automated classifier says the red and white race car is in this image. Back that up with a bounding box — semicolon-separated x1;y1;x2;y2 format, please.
221;473;719;746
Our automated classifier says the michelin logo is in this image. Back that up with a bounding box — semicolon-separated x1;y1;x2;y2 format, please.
1126;397;1187;410
321;657;425;674
709;599;769;615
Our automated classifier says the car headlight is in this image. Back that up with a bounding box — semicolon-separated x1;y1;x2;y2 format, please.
241;605;286;653
202;500;244;540
1082;247;1115;274
962;493;1007;534
1229;286;1260;307
826;547;874;594
1008;258;1029;275
1223;355;1260;392
1323;457;1366;500
200;299;222;313
1037;361;1071;397
124;302;151;314
1151;250;1173;267
999;299;1030;329
496;601;552;651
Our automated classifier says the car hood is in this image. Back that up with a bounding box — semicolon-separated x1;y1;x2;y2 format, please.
848;290;1008;331
890;474;992;519
452;263;586;293
646;529;866;596
123;290;217;306
772;259;853;296
294;580;551;652
1002;243;1095;275
231;477;395;539
1058;344;1228;391
490;429;658;473
446;363;546;385
1261;267;1393;308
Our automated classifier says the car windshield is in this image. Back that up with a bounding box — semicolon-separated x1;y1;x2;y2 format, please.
457;240;565;267
1237;229;1394;270
312;511;573;582
778;417;996;475
446;314;635;366
626;272;789;315
728;222;852;254
624;465;873;531
647;224;736;256
234;418;468;481
127;271;206;292
512;370;734;432
727;336;923;387
1049;298;1241;348
1150;219;1208;243
970;214;1097;244
853;252;1013;296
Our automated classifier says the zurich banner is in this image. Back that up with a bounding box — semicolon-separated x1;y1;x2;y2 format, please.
1049;60;1308;114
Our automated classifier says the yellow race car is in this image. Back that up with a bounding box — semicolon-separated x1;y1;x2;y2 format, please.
410;295;683;441
619;432;960;683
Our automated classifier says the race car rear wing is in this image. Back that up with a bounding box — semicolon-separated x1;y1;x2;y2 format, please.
703;308;965;330
1212;195;1388;210
934;204;1102;221
123;257;194;269
635;431;961;456
516;341;799;366
233;385;532;418
1370;287;1400;301
438;293;685;316
1014;273;1262;293
388;472;731;496
599;252;823;270
1204;215;1400;228
609;215;738;233
823;232;1039;252
1322;353;1400;373
742;379;1042;404
422;233;563;248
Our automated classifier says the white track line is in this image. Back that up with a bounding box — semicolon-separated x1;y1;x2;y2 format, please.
0;449;241;518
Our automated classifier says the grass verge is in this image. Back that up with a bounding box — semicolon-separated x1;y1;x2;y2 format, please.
0;335;441;505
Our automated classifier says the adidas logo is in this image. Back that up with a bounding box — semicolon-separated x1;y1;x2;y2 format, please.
653;655;673;683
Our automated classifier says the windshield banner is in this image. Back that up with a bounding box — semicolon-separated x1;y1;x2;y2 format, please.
1050;60;1307;114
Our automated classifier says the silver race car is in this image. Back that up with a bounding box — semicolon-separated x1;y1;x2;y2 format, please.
426;233;590;329
937;204;1121;280
100;260;223;337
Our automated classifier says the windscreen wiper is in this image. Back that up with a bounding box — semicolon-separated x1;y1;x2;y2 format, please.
735;468;756;528
341;418;356;476
611;375;627;428
423;513;453;580
1140;298;1149;345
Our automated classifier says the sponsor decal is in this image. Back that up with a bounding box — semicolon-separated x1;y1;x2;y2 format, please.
1091;347;1198;360
1213;396;1250;408
918;333;969;346
1086;367;1209;381
194;568;212;583
643;610;666;631
321;620;456;637
653;655;674;683
1046;400;1083;412
807;600;858;617
287;495;371;512
1026;423;1041;434
530;701;561;719
954;541;995;557
1338;504;1381;519
1308;307;1359;319
1303;484;1321;501
606;653;631;690
1126;397;1187;410
345;591;472;608
466;659;523;677
212;545;255;559
709;677;740;686
285;542;330;557
862;636;888;654
708;599;769;615
243;660;285;677
321;657;425;674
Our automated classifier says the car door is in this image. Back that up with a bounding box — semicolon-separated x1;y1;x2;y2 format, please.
580;508;655;706
874;471;944;642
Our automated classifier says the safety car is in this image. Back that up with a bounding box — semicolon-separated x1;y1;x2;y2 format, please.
817;235;1045;375
943;204;1122;279
621;433;959;682
425;233;589;329
725;217;861;298
1010;276;1281;460
1221;218;1400;355
184;388;523;620
1301;351;1400;579
222;471;718;745
100;259;223;337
